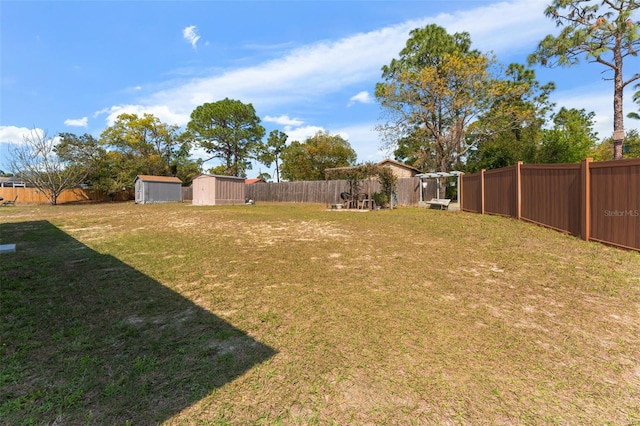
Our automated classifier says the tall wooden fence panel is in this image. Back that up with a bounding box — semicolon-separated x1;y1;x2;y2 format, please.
589;158;640;250
461;158;639;251
182;186;193;201
0;187;133;204
461;173;483;213
520;164;583;236
245;178;435;206
484;165;518;217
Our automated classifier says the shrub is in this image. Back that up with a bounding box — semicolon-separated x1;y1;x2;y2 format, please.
372;191;388;208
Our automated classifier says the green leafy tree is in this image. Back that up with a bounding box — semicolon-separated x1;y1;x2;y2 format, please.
55;133;105;182
207;165;229;175
380;24;479;78
392;133;437;172
170;131;201;185
256;172;272;182
55;131;133;198
537;107;599;163
528;0;640;160
172;155;202;186
257;130;288;182
629;83;640;120
280;131;357;181
100;113;185;177
377;166;398;208
466;64;556;172
90;151;138;199
8;130;94;205
376;24;527;195
591;129;640;159
187;98;265;178
97;113;191;194
376;25;478;176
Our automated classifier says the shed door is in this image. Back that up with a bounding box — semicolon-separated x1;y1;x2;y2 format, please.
135;181;143;203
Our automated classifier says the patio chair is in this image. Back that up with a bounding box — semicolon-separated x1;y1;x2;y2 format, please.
356;193;369;209
340;192;354;209
1;195;17;206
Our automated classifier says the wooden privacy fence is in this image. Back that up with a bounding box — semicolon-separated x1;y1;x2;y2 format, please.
461;159;640;251
182;186;193;201
245;178;437;206
0;187;133;204
0;179;436;206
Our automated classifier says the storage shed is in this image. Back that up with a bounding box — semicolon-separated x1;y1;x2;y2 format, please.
134;175;183;204
192;174;246;206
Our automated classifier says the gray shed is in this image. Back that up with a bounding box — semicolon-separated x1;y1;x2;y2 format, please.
134;175;183;204
192;174;245;206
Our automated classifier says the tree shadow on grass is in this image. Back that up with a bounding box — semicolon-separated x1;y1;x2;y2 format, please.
0;220;276;424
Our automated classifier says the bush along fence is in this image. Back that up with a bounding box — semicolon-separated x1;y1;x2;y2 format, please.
461;158;640;252
244;177;438;207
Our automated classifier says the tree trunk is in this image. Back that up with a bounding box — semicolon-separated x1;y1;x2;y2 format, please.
613;40;625;160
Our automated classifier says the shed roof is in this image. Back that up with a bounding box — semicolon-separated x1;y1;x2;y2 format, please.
194;174;245;181
135;175;182;183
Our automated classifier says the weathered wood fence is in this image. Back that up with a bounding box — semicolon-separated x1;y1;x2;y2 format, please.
244;178;438;206
461;159;640;251
0;187;134;204
0;179;438;207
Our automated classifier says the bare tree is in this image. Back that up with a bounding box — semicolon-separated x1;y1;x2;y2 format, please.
9;129;92;205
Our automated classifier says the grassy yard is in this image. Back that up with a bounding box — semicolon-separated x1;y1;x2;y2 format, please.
1;202;639;425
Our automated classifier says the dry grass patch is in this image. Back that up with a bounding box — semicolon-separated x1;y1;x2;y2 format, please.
1;202;639;425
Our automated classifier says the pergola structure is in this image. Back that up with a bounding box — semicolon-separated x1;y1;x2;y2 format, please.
324;163;382;209
415;171;464;205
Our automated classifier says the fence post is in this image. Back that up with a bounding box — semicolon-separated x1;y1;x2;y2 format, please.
459;173;464;211
581;158;592;241
480;169;486;215
516;161;522;220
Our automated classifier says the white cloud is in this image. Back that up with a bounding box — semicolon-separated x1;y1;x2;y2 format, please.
264;115;304;126
95;104;190;127
64;117;88;127
438;0;553;55
134;0;555;119
333;123;387;162
97;0;590;164
348;91;374;107
182;25;201;50
553;85;640;140
0;126;45;145
282;125;325;143
148;22;414;112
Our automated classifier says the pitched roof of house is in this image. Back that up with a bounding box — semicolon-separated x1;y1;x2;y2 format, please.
135;175;182;183
245;178;266;184
377;158;423;174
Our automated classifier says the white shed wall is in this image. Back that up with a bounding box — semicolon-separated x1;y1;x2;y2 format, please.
192;175;245;205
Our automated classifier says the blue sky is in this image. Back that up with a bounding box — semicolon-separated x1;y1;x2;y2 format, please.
1;0;639;177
